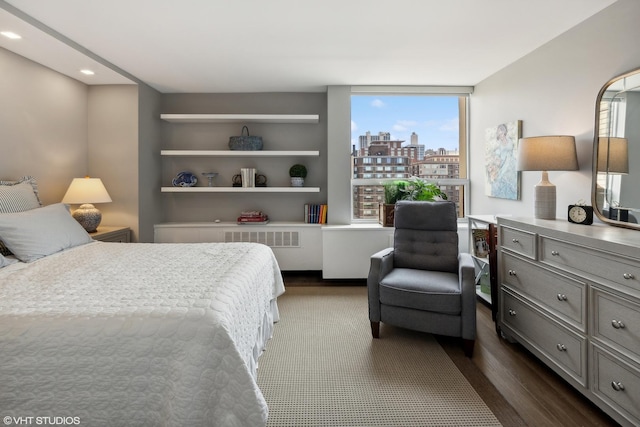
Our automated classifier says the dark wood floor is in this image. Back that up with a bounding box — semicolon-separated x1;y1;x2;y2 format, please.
282;272;621;427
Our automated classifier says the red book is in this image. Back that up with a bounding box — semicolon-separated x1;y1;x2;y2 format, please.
237;215;269;222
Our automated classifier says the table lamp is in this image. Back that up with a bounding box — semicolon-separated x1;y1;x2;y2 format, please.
517;136;578;219
62;177;112;232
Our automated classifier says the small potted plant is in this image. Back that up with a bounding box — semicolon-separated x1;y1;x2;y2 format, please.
289;164;307;187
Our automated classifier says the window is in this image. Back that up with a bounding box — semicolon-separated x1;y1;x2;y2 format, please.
350;94;468;221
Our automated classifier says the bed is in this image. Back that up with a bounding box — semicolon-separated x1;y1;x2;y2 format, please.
0;178;284;426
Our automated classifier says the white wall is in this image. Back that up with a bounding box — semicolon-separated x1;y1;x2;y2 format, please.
469;0;640;219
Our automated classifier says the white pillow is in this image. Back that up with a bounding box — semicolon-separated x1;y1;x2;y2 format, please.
0;203;93;262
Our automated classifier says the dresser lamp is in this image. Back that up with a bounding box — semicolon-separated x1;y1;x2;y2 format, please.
516;136;578;220
62;177;112;232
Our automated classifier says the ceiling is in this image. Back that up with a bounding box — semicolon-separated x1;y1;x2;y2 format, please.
0;0;617;93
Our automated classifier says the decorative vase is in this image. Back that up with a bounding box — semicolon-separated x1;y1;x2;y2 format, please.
379;203;395;227
291;177;304;187
72;203;102;232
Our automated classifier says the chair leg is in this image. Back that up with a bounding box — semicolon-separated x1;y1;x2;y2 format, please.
462;339;475;357
370;321;380;338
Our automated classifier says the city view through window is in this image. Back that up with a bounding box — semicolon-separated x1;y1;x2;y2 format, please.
350;95;466;220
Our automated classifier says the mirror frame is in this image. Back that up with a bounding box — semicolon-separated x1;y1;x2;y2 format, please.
592;67;640;230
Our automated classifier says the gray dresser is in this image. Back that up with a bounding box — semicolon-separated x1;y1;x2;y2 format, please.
497;217;640;427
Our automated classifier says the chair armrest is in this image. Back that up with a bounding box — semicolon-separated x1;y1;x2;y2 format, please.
367;247;394;321
458;252;477;340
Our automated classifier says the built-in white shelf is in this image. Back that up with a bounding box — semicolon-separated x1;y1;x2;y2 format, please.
155;221;322;228
160;114;319;124
161;150;320;157
161;186;320;193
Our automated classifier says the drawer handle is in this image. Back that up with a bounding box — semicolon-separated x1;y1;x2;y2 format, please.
557;294;567;301
508;309;517;316
611;320;626;329
556;343;567;352
508;270;517;276
551;250;560;256
623;273;635;280
512;238;519;243
611;381;625;392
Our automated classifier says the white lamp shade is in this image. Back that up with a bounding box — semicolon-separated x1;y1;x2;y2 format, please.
597;137;628;174
517;136;579;171
62;177;112;204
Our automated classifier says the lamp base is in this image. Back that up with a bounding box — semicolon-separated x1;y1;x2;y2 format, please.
534;171;556;219
72;203;102;232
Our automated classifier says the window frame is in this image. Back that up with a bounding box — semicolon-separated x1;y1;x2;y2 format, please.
349;89;470;223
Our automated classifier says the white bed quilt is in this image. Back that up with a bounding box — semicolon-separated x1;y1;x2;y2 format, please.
0;241;285;427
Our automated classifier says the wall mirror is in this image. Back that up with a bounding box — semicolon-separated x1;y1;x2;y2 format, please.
592;67;640;229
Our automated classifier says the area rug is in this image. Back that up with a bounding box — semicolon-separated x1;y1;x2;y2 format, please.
257;286;505;426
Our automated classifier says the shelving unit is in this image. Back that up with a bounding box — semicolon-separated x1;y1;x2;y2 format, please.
160;114;319;124
160;112;323;216
468;215;498;325
161;150;320;157
161;186;320;193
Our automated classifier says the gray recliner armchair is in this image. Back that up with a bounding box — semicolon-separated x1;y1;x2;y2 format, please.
367;200;476;357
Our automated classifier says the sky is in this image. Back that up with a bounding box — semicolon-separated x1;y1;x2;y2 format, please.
350;95;460;151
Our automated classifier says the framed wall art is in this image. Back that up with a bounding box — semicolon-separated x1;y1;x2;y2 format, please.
484;120;522;200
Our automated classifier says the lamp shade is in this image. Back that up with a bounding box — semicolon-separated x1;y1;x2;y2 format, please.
597;137;628;174
62;177;112;232
62;177;112;204
517;136;579;171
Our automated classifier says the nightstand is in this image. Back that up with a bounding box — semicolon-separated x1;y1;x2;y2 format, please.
90;226;131;243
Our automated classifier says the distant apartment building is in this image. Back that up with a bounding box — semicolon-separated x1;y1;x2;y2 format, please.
409;132;426;160
352;141;415;219
358;131;391;152
410;148;461;207
352;133;459;220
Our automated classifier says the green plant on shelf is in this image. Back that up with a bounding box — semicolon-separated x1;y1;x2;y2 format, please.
289;164;308;178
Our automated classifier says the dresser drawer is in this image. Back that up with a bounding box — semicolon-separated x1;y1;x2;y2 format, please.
592;287;640;359
591;343;640;425
502;252;586;330
540;236;640;294
500;226;536;259
501;289;587;386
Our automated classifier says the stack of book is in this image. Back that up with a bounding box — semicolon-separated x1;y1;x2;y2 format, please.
304;204;327;224
237;210;270;225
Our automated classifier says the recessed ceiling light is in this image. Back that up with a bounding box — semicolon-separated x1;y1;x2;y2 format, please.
80;69;95;76
1;31;22;40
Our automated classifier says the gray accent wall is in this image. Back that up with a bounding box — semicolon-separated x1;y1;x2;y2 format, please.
159;93;327;224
